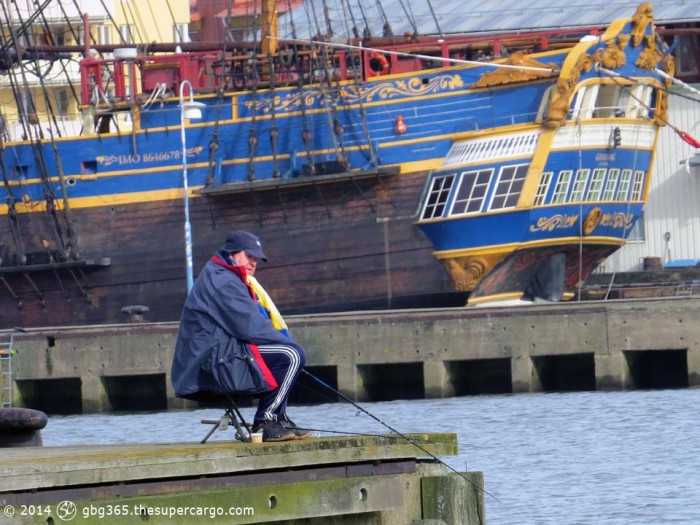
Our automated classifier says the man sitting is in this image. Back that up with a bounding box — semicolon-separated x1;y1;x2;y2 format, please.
172;231;310;441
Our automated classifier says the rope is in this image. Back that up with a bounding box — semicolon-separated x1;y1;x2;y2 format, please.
274;36;560;74
598;65;700;148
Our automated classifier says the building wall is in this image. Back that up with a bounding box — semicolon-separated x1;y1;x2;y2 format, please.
0;0;189;140
608;86;700;271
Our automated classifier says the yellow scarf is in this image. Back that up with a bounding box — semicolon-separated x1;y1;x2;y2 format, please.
247;275;289;333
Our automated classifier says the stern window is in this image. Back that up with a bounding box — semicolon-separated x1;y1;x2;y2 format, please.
552;170;573;204
602;169;620;201
630;170;645;200
450;169;492;216
586;169;606;201
421;174;455;219
489;164;528;210
533;171;553;206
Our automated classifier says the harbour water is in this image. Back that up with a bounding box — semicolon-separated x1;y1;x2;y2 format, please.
42;389;700;524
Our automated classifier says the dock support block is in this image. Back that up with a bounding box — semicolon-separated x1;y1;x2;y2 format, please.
421;472;485;525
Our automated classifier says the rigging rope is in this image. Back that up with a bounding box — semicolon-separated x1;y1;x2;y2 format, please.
598;65;700;148
274;36;561;74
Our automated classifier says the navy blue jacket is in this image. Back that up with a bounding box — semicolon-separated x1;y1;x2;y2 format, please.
171;251;291;398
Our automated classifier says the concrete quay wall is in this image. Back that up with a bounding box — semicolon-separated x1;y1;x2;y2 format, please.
3;297;699;413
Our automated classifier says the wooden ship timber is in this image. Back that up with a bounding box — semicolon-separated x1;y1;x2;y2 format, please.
0;2;677;327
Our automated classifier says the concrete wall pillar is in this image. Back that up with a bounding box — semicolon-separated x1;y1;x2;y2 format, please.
423;361;453;398
511;355;537;393
687;349;700;387
164;371;183;409
337;364;363;401
594;351;626;390
421;473;484;525
81;374;110;413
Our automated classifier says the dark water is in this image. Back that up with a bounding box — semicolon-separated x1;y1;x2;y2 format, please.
42;389;700;524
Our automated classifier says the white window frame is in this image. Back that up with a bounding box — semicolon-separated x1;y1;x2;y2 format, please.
616;169;633;200
573;85;599;120
174;23;190;43
585;169;606;201
120;24;135;45
552;170;573;204
488;164;528;211
630;170;645;200
533;171;553;206
569;169;589;202
627;85;653;118
449;169;492;216
602;169;619;201
421;174;456;220
97;25;112;46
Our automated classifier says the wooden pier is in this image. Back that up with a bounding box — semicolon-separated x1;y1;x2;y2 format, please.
0;433;484;524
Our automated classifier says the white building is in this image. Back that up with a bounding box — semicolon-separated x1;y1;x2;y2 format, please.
607;87;700;272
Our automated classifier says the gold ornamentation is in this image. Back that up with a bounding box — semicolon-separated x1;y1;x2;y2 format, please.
636;34;664;70
661;53;676;82
630;3;654;47
543;78;573;129
543;54;593;129
599;212;635;229
529;214;579;232
583;207;602;235
470;52;558;88
443;254;504;291
594;36;628;69
655;54;675;127
245;74;465;114
655;89;669;127
612;212;634;229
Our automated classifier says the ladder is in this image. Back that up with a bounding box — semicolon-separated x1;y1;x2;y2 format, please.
0;333;14;407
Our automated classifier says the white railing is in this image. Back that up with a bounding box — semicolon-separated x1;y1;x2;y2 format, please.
552;123;656;150
441;130;541;168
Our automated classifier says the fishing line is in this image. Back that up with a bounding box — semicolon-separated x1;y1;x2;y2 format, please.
290;378;478;448
301;369;500;502
295;425;481;451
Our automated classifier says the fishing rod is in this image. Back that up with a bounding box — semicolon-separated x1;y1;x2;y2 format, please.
288;379;471;446
301;369;500;503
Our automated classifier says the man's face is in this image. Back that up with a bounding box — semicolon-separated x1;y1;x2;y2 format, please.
231;251;259;276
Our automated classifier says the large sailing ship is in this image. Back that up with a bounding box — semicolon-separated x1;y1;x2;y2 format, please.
0;2;690;327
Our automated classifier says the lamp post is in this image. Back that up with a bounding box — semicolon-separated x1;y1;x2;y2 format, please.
179;80;205;292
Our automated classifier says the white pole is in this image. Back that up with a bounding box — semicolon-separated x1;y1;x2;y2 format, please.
179;80;194;292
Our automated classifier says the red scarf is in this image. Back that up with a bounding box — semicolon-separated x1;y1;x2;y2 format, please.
212;255;278;390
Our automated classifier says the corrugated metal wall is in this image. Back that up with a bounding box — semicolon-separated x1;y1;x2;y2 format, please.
605;86;700;272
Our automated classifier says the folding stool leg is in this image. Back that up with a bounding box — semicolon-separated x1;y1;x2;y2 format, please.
224;395;251;443
200;395;251;444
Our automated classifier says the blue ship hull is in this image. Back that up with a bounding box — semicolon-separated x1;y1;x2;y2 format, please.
0;4;673;325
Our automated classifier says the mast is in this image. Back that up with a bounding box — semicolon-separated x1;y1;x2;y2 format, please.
262;0;278;56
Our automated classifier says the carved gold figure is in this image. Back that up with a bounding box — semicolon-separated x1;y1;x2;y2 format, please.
630;3;654;47
470;52;558;88
443;254;504;291
583;208;602;235
636;34;664;70
595;36;628;69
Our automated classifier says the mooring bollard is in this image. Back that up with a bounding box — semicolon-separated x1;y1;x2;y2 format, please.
0;407;48;447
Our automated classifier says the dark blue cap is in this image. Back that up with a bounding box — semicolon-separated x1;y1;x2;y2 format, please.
223;231;268;261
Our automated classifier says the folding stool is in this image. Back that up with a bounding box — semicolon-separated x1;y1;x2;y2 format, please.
199;394;252;444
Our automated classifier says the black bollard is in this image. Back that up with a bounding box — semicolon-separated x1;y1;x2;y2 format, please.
0;407;48;447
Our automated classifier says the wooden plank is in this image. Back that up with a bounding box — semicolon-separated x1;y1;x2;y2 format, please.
0;433;457;492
